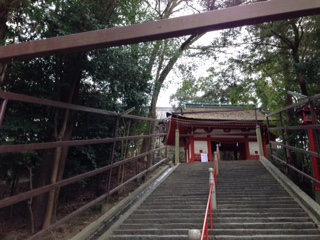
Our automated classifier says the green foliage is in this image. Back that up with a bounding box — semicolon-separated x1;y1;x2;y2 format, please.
0;0;153;184
173;15;320;113
0;150;41;185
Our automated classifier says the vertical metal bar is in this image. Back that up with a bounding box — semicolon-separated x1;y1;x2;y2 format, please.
0;99;8;127
279;112;288;165
106;115;120;200
209;186;213;229
147;120;153;169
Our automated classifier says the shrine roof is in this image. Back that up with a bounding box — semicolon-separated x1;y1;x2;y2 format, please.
169;104;267;122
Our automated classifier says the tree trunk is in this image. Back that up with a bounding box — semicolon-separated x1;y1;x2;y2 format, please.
32;149;55;228
32;54;83;229
140;35;201;161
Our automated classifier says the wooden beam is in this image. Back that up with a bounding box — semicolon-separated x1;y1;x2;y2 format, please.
0;0;320;63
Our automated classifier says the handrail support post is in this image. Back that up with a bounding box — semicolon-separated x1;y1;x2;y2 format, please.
209;168;217;210
188;229;201;240
214;158;219;177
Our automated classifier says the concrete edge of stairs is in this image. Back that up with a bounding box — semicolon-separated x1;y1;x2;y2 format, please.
260;156;320;227
71;162;178;240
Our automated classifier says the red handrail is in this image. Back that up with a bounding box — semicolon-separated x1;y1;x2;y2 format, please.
201;146;220;240
201;182;214;240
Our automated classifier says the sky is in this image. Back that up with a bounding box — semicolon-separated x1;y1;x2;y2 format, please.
156;31;222;108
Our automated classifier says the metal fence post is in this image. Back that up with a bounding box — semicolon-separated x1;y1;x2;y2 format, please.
209;168;217;210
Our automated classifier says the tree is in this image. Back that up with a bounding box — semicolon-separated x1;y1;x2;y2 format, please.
0;0;36;82
173;15;320;111
1;0;153;230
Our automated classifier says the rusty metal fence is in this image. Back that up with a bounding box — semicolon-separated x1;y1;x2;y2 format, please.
266;93;320;198
0;90;168;239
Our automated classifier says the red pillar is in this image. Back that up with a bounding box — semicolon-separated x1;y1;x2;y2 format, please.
190;136;195;162
308;129;320;191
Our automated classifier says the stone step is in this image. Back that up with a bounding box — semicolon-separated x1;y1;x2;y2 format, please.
123;217;313;224
149;192;208;196
216;189;287;193
127;211;309;219
217;195;290;199
217;192;289;196
112;228;320;236
215;207;304;212
145;198;205;202
210;229;320;235
216;199;297;204
137;204;206;209
132;209;205;214
132;206;305;212
210;236;320;240
214;212;308;217
217;195;291;199
117;222;317;230
216;203;300;208
108;235;320;240
142;198;207;203
123;218;204;224
107;234;187;240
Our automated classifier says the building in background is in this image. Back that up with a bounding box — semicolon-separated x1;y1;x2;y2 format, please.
165;103;271;162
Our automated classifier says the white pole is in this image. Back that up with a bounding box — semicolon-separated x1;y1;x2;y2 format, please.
256;125;264;159
209;168;217;210
175;129;179;165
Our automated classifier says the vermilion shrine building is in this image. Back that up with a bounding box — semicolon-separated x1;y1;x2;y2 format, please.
165;104;270;162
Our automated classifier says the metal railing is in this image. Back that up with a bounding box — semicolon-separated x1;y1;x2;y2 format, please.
200;145;220;240
201;182;214;240
0;90;168;239
267;93;320;197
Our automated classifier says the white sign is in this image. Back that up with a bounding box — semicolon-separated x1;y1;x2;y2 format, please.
201;153;208;162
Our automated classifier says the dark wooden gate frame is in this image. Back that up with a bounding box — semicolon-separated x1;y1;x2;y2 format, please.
0;0;320;63
1;0;320;239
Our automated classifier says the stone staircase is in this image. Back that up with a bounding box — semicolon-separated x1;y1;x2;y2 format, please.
103;163;210;239
213;160;320;239
101;160;320;239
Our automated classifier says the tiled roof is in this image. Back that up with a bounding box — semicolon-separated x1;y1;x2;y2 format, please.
176;106;266;121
